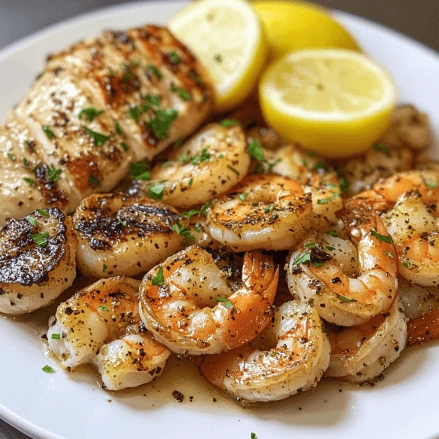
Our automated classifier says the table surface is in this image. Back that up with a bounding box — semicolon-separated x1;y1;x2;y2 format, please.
0;1;437;438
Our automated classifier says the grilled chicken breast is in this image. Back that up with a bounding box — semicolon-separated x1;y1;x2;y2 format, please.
1;25;213;225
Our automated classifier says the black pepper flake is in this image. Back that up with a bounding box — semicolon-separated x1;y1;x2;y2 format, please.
172;390;184;402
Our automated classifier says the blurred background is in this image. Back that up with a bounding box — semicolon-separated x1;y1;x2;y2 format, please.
0;0;437;438
0;0;438;51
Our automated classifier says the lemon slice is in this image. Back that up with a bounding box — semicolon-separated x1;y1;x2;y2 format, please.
259;49;397;158
253;1;360;59
169;0;267;113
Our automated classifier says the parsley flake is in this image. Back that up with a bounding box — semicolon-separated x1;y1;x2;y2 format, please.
47;165;62;183
238;193;247;202
151;267;164;286
42;365;55;373
51;333;61;340
383;251;394;258
339;177;349;194
103;264;108;273
292;252;311;265
146;108;178;139
171;85;192;101
31;232;49;247
425;180;437;189
148;65;162;80
200;201;212;216
82;126;110;146
78;107;104;122
304;243;316;249
118;218;127;227
7;153;15;161
220;119;239;127
374;143;390;155
144;94;161;107
26;216;37;227
337;295;357;303
168;51;181;64
182;210;200;219
326;230;338;237
42;125;55;139
148;183;166;200
115;122;123;135
227;165;240;175
317;194;339;205
215;297;233;309
37;208;49;217
88;175;100;187
326;245;335;251
120;142;129;152
98;306;109;312
171;221;194;241
247;139;265;162
130;162;150;181
371;229;393;244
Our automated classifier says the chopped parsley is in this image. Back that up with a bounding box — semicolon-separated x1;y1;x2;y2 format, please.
317;194;339;204
148;183;166;200
220;119;239;128
238;193;247;202
188;178;193;186
42;125;55;139
171;221;194;241
292;252;311;265
215;297;233;309
26;216;37;227
31;231;49;247
120;142;129;152
227;165;240;175
383;251;394;258
37;208;49;217
47;165;62;183
304;243;316;249
151;266;164;286
98;306;109;312
371;229;393;244
78;107;104;122
267;158;282;172
326;245;335;251
82;126;110;146
168;51;181;64
130;161;150;181
326;230;338;237
24;177;36;186
130;59;141;67
171;85;192;101
7;153;15;161
339;177;349;194
179;152;188;164
214;54;223;63
337;295;357;303
182;210;200;219
374;143;390;155
148;64;162;80
146;108;178;139
42;365;55;373
264;204;274;214
247;139;265;162
403;261;410;268
190;148;211;165
88;175;100;187
251;433;257;439
172;138;184;149
103;264;108;273
118;218;127;227
115;122;123;135
162;160;172;168
51;333;61;340
144;94;161;108
200;201;212;216
425;180;437;189
128;106;146;123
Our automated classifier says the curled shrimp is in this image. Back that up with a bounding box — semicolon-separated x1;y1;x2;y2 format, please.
383;191;439;286
197;300;330;403
47;276;171;390
73;193;187;278
379;104;431;150
326;298;407;382
207;175;313;251
287;199;398;326
0;208;77;315
135;123;250;209
138;245;279;355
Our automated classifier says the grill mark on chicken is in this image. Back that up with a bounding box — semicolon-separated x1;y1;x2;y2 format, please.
0;208;68;286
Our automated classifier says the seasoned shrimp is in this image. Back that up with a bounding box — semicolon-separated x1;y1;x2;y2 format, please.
379;104;431;150
0;208;76;315
287;203;398;326
73;193;187;278
383;191;439;286
207;175;313;252
246;125;284;151
139;245;278;355
135;123;249;208
326;298;407;382
198;300;330;403
407;308;439;346
343;146;414;196
398;277;439;321
47;276;171;390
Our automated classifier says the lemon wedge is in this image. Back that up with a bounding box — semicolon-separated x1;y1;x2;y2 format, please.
259;49;397;158
253;1;360;59
169;0;267;113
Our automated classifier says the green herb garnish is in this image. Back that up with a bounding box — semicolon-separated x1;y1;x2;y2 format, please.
227;165;240;175
130;162;150;181
88;175;100;187
326;230;338;237
339;177;349;194
292;252;311;265
238;193;247;202
171;221;194;241
146;108;178;139
118;218;127;227
148;183;166;200
215;297;233;309
200;201;212;216
51;333;61;340
82;126;110;146
374;143;390;155
304;243;316;249
47;165;62;183
144;94;161;107
115;122;123;135
42;365;55;373
103;264;108;273
78;107;104;122
98;306;109;312
37;208;49;217
247;139;265;161
26;216;37;227
151;266;164;286
383;251;394;258
148;64;162;80
220;119;239;127
337;295;357;303
371;229;393;244
168;51;181;63
171;85;192;101
317;194;339;204
120;142;129;152
182;210;200;219
326;245;335;251
23;177;36;187
31;232;49;247
7;153;15;161
42;125;55;139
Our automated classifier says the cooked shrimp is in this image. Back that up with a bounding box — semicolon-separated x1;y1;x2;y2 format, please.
73;193;187;278
207;175;313;251
326;298;407;382
246;125;284;150
398;277;439;321
287;204;398;326
407;308;439;346
0;208;76;315
47;276;171;390
134;123;249;209
198;300;330;403
382;191;439;286
379;104;431;150
95;330;171;391
343;146;414;196
139;245;278;355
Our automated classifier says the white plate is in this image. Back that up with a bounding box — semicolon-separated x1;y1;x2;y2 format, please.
1;2;439;438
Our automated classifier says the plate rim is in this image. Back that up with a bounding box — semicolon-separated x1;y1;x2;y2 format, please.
0;2;438;439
